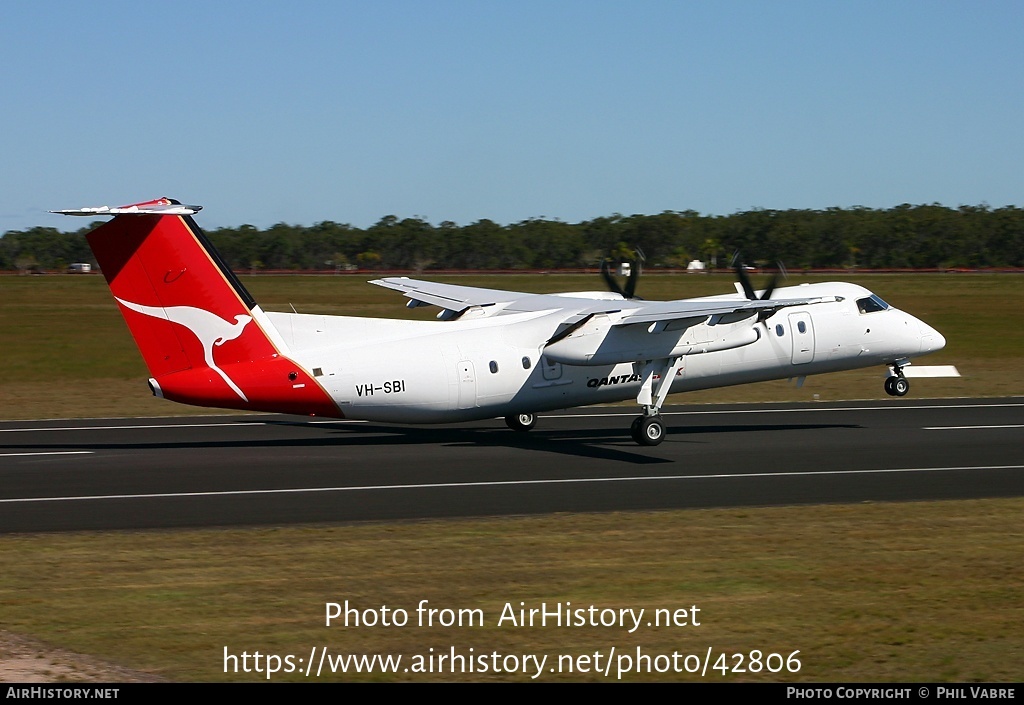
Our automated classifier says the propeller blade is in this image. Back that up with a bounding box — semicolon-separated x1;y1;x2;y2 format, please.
732;252;756;300
623;256;642;299
602;248;644;299
600;259;626;298
759;261;788;300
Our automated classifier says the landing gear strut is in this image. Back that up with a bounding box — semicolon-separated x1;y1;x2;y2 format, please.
505;412;537;432
628;357;681;446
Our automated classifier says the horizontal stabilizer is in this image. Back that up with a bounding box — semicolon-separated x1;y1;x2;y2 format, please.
51;197;202;217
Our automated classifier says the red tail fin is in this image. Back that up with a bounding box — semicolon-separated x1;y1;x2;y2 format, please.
73;198;340;417
86;200;271;377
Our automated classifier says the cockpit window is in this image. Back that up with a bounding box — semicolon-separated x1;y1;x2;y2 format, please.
856;295;890;314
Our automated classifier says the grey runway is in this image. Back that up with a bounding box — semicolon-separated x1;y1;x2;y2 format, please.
1;398;1021;533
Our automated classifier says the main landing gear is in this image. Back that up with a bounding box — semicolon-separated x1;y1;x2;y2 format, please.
884;362;910;397
504;412;537;432
626;357;682;446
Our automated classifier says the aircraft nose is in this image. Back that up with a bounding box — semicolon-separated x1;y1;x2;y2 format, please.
918;320;946;354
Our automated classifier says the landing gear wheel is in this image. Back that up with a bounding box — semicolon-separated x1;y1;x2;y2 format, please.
884;376;897;396
892;376;909;397
505;413;537;432
629;416;643;443
632;415;665;446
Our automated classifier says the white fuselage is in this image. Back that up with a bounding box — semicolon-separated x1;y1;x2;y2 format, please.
263;282;944;423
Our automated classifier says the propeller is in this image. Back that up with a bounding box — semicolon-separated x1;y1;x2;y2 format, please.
601;247;645;300
731;252;786;301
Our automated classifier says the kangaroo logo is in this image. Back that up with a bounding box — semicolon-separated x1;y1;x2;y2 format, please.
116;297;253;401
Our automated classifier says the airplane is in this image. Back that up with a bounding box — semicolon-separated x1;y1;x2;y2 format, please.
53;197;947;446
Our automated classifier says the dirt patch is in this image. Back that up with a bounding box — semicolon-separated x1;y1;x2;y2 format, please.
0;631;160;683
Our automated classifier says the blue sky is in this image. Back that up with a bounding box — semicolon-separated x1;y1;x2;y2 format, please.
2;1;1022;232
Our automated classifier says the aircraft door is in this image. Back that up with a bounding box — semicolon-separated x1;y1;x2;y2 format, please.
457;360;477;409
788;312;815;364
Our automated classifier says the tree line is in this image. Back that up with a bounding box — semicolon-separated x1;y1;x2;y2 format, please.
3;203;1022;272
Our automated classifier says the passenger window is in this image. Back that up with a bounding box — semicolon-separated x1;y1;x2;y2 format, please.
775;324;785;337
489;361;499;374
797;321;806;334
522;356;531;369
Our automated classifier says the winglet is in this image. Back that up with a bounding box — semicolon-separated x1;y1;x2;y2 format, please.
51;197;202;216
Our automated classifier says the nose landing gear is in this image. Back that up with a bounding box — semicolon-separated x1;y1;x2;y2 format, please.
884;375;910;396
884;361;910;397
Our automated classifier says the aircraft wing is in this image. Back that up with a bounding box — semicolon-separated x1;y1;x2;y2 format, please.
370;277;529;310
372;277;838;324
370;277;630;319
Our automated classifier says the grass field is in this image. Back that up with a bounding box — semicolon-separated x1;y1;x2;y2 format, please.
0;500;1020;682
0;273;1022;682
